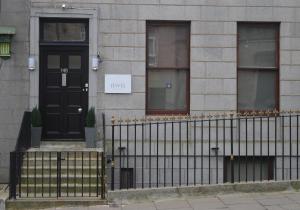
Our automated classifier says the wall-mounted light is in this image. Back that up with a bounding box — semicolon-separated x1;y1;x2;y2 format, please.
92;56;99;71
28;56;35;71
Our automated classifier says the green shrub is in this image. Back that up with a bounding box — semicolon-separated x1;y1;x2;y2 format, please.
86;107;96;127
31;106;42;127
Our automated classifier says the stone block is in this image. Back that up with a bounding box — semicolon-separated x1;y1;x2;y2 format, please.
111;4;138;19
245;7;273;21
191;21;224;35
200;6;228;21
190;79;206;94
132;62;146;76
191;35;236;48
291;51;300;65
132;76;145;93
206;62;236;79
190;95;205;111
191;48;223;62
222;48;236;62
190;62;206;78
281;81;300;96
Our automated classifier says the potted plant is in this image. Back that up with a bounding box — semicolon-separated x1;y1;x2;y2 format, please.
31;106;42;147
85;107;96;148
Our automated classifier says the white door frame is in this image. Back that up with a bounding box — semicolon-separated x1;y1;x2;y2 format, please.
29;7;98;109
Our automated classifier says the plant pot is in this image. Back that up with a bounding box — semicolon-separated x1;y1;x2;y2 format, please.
85;127;96;148
31;127;42;148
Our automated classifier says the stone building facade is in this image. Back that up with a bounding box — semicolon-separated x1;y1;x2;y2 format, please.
1;0;300;183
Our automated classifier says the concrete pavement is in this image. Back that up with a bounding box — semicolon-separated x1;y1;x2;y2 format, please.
45;191;300;210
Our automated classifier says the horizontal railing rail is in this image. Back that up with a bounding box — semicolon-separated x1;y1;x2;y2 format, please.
108;110;300;190
9;151;106;200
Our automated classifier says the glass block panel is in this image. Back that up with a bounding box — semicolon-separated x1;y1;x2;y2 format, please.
69;55;81;69
47;55;60;69
43;22;86;42
148;69;187;111
238;70;276;110
238;24;277;68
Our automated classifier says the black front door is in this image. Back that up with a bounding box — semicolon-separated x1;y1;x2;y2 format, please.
40;47;88;139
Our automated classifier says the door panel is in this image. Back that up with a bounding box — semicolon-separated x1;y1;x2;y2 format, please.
40;47;88;139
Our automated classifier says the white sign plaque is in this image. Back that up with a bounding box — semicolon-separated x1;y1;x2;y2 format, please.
105;74;132;94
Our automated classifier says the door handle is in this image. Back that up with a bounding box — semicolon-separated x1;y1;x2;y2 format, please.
78;108;82;113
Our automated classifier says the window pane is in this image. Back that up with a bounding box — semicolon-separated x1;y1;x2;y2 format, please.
238;24;277;68
47;55;60;69
148;69;187;111
43;22;86;41
238;70;276;110
69;55;81;69
147;24;189;68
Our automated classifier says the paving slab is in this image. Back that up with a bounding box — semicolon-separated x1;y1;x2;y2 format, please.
154;199;191;210
187;197;226;209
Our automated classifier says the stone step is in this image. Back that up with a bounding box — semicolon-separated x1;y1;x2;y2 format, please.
21;168;100;176
6;198;107;210
19;185;101;194
20;176;100;185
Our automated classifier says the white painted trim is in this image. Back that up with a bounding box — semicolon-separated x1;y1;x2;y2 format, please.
29;7;99;109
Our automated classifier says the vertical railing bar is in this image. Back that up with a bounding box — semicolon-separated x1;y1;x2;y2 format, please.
297;114;299;180
289;113;292;180
275;115;277;181
230;115;234;183
111;124;115;191
216;119;219;184
149;122;152;188
142;123;144;189
208;118;211;184
49;152;51;197
253;117;255;182
134;122;137;189
164;121;166;187
96;152;99;197
41;152;44;197
119;124;122;190
179;121;182;186
172;121;174;187
127;123;129;190
56;152;59;198
26;152;29;197
267;116;270;181
19;152;22;198
67;152;69;197
238;117;241;182
34;152;36;197
260;116;263;182
223;118;225;184
245;117;248;182
193;120;196;186
89;152;91;197
186;120;189;186
9;152;16;199
282;116;285;180
82;152;84;197
101;152;105;199
201;119;204;185
156;122;159;188
74;152;76;196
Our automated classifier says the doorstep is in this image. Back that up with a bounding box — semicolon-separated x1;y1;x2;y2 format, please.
6;197;107;210
27;141;103;152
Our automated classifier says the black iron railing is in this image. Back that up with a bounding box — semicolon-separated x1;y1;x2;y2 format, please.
9;151;106;199
108;111;300;190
